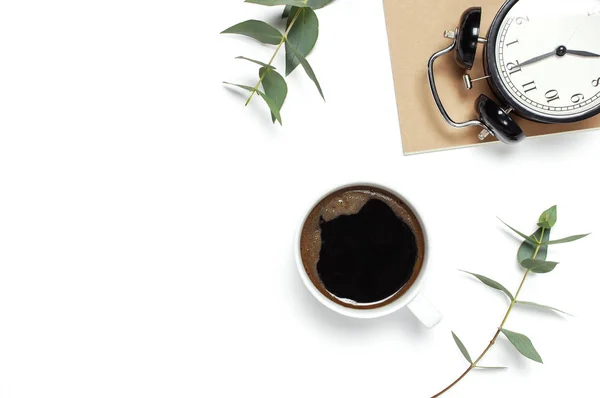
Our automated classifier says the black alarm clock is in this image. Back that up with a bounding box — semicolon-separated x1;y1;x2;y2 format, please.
427;0;600;144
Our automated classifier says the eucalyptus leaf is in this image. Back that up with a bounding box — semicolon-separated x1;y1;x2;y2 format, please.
245;0;333;9
520;259;559;274
223;82;282;125
474;366;508;370
223;82;258;92
286;42;325;100
260;67;288;123
285;7;319;75
258;92;282;125
543;234;590;245
313;0;334;8
501;329;543;363
460;270;514;301
221;20;283;45
236;56;275;69
538;205;557;228
451;331;472;364
304;0;333;8
246;0;311;7
517;228;550;264
516;301;572;316
282;5;292;18
498;218;538;244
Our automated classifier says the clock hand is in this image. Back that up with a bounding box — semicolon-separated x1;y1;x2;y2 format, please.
519;50;557;68
519;45;599;68
565;49;600;57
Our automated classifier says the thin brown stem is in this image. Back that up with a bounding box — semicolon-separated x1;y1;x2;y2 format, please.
245;8;302;105
431;365;474;398
431;227;545;397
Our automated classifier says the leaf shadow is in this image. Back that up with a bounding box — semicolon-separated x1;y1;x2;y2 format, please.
460;273;512;304
497;224;531;245
219;32;279;51
223;85;250;100
513;303;572;319
494;338;531;371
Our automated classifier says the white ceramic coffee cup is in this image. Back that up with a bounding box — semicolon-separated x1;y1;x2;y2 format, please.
294;182;442;328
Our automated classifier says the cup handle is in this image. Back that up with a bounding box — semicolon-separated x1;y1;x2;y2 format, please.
407;292;442;328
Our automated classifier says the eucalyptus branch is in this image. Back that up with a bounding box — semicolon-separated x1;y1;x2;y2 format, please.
245;8;302;105
433;207;589;397
221;1;332;125
432;247;538;397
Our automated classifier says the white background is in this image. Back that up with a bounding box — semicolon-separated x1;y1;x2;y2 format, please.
0;1;598;397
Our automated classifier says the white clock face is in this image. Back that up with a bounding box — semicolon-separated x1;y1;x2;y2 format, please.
494;0;600;120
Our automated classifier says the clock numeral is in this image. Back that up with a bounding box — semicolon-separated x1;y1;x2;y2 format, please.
516;16;530;25
522;81;537;93
545;90;560;103
506;61;522;75
593;78;600;87
506;39;519;47
571;94;585;104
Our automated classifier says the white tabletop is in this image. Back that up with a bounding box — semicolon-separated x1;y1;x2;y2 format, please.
0;0;598;397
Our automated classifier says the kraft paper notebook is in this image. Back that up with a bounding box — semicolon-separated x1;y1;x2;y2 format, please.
383;0;600;154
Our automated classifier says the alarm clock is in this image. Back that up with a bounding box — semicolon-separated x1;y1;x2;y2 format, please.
427;0;600;144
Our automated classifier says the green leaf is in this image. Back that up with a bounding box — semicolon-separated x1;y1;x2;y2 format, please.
460;270;514;301
223;82;283;125
451;331;472;364
517;228;550;264
501;329;543;363
312;0;334;8
246;0;309;7
498;218;538;244
544;234;590;245
516;301;572;316
286;42;325;100
223;82;258;92
538;205;557;229
257;92;283;125
236;56;275;69
474;366;508;370
282;5;292;18
260;67;288;123
285;7;319;76
246;0;333;9
221;20;283;45
521;259;559;274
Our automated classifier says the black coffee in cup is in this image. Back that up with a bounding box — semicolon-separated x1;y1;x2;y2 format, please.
300;186;425;309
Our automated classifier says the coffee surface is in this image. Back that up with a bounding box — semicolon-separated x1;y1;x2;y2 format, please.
318;199;417;303
300;186;425;309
